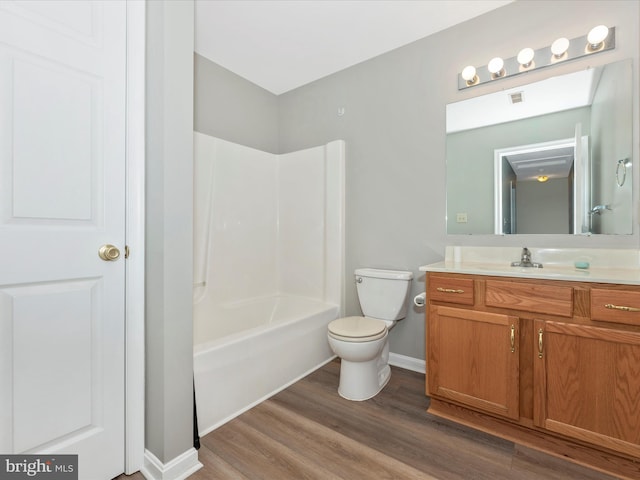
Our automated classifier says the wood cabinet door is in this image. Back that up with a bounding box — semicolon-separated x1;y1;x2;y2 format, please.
534;320;640;458
428;305;520;419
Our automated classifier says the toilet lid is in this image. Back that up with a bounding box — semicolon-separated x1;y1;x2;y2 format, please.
328;316;387;340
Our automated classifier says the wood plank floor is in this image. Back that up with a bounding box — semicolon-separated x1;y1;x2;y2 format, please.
118;360;620;479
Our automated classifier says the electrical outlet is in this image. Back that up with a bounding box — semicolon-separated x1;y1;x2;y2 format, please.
456;213;468;223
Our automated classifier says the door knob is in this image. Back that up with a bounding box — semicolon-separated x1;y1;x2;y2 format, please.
99;244;120;261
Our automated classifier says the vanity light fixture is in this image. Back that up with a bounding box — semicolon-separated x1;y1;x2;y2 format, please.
488;57;505;78
461;65;478;86
551;37;570;59
587;25;609;51
517;48;535;69
458;25;616;89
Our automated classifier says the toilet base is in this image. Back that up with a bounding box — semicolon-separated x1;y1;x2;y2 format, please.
337;359;391;401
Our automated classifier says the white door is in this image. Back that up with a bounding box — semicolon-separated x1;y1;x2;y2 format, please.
0;1;126;478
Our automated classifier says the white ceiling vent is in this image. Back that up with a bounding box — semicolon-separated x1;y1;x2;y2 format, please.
509;91;524;104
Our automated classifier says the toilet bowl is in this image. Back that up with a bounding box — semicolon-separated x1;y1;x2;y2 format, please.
328;316;391;400
327;268;413;401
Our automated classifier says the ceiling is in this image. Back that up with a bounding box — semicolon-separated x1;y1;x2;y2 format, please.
194;0;513;95
446;67;603;181
505;145;575;182
446;68;601;133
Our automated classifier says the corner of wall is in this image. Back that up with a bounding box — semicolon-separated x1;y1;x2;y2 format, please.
141;448;202;480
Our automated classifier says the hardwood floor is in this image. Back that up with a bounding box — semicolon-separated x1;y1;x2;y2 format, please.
118;360;620;479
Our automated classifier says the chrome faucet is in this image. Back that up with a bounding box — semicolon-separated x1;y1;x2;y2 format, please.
511;247;543;268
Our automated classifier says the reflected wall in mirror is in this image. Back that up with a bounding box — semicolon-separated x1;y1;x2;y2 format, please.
446;59;633;235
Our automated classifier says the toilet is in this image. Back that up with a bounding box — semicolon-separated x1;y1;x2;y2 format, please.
327;268;413;401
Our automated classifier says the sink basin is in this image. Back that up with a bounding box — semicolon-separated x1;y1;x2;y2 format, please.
509;266;589;277
429;262;593;279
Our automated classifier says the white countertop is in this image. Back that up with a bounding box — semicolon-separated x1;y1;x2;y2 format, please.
419;247;640;285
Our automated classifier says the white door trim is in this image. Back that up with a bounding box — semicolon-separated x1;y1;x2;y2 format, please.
125;0;146;474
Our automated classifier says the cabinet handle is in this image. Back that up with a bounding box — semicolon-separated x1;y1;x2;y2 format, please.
436;287;465;294
538;329;544;359
510;325;515;353
604;303;640;312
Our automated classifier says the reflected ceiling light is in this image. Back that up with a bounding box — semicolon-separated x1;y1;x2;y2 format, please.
551;37;570;58
488;57;505;77
537;175;549;183
587;25;609;50
517;48;535;68
461;65;478;85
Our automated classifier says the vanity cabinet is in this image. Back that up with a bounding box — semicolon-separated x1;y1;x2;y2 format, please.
428;305;519;420
534;319;640;458
426;272;640;479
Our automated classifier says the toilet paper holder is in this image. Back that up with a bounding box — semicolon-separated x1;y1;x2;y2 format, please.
413;292;426;307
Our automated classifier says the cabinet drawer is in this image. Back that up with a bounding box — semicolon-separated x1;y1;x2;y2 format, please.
591;288;640;326
485;280;573;317
428;275;474;305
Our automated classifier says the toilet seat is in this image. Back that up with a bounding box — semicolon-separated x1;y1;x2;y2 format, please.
328;316;387;342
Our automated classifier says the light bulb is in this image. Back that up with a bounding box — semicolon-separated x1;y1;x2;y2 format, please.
551;37;570;58
461;65;477;84
488;57;504;77
517;48;535;67
587;25;609;49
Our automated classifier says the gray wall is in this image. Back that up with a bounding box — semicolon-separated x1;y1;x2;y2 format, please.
194;0;639;361
146;0;195;463
517;179;571;234
194;53;279;153
277;0;640;360
590;59;634;234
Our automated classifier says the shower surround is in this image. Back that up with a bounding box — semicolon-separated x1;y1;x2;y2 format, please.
193;132;344;434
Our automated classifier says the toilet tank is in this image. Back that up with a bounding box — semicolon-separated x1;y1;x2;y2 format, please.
355;268;413;321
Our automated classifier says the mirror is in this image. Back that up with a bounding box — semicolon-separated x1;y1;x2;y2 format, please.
446;59;633;235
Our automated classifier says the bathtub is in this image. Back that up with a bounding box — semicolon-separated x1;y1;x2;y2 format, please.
193;294;339;436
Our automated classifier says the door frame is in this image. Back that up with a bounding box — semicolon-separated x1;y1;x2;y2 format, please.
493;138;575;234
125;0;146;474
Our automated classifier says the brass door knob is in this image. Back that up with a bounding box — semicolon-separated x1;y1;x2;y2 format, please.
99;244;120;261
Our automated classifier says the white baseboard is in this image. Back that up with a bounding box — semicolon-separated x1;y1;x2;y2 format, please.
140;447;202;480
389;352;426;374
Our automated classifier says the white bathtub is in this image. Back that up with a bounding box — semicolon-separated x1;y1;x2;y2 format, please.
193;295;339;436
